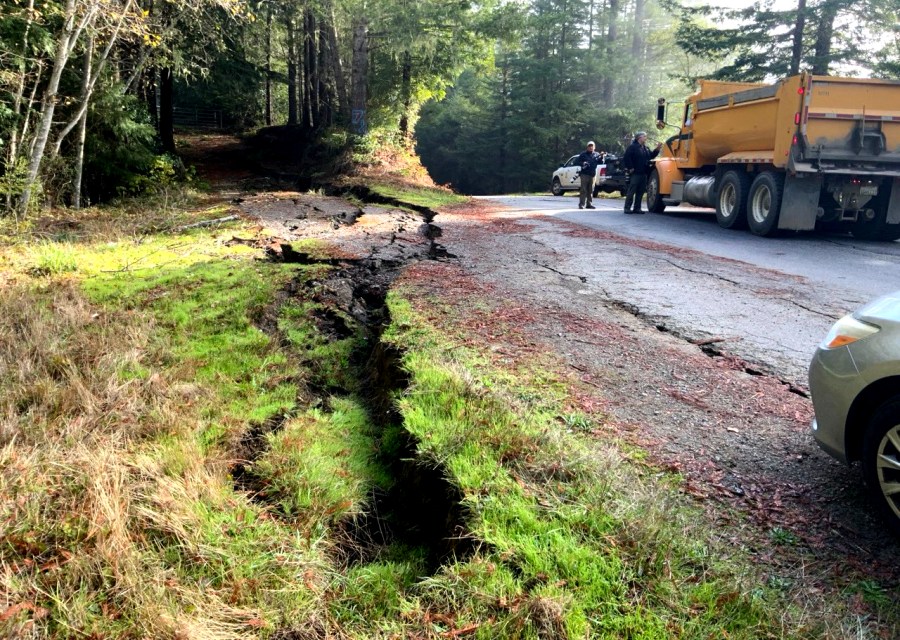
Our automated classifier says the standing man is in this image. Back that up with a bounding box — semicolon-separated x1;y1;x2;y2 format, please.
577;141;602;210
623;132;662;214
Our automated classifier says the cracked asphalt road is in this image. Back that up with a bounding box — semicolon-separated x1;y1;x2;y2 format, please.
483;194;900;388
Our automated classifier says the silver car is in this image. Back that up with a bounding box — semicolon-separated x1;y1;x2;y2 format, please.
809;290;900;535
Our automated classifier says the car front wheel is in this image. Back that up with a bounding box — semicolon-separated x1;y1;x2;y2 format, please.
862;397;900;536
551;178;564;196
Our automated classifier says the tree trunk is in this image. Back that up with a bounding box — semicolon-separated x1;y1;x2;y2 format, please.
588;0;595;51
145;67;158;129
21;0;93;212
398;51;412;138
73;34;93;209
53;0;134;157
602;0;620;105
811;0;838;75
631;0;645;59
265;7;272;126
8;0;36;166
558;0;568;92
790;0;807;75
350;17;368;135
304;8;317;130
498;53;510;193
326;0;349;120
287;16;298;125
159;67;175;153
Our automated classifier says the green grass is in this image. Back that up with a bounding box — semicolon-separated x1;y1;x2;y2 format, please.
379;292;813;638
27;240;80;276
368;182;467;209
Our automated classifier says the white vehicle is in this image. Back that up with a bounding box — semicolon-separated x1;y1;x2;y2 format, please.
551;155;588;196
551;154;627;197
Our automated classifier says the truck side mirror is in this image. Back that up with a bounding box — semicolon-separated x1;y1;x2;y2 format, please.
656;98;666;130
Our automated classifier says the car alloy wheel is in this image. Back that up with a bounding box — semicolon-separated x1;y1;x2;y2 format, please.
863;398;900;535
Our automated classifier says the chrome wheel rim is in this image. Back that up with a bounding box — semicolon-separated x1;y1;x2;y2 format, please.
877;423;900;519
720;183;736;218
751;185;771;224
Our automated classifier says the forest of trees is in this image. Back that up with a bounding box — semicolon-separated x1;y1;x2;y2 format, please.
1;0;897;211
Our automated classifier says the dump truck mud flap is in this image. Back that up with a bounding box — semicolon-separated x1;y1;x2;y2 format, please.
778;173;822;231
888;178;900;225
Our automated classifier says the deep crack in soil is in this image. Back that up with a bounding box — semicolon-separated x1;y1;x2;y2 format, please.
209;139;473;575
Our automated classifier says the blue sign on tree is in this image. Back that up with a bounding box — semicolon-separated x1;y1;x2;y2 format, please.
351;109;367;135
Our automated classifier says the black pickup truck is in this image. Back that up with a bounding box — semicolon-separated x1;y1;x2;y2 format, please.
591;153;629;198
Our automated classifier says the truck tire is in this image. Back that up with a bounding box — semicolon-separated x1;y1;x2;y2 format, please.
715;170;750;229
747;172;784;237
646;170;666;213
551;178;564;196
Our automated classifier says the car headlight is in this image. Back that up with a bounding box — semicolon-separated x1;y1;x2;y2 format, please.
821;314;880;349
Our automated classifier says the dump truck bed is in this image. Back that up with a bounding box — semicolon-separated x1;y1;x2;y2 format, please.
796;76;900;176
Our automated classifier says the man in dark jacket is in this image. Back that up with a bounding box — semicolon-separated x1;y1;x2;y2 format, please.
577;141;602;209
623;132;662;214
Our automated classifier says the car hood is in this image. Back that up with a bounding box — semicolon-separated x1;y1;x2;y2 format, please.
855;291;900;325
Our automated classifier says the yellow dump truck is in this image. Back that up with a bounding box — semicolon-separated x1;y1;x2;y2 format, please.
647;73;900;240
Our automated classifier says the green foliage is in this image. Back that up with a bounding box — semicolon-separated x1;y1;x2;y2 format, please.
0;157;29;207
415;0;702;195
672;0;894;81
80;86;162;202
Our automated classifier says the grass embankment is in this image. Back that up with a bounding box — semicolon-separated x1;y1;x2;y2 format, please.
0;189;878;639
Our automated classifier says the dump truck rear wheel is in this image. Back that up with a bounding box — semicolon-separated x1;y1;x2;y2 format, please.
748;171;784;237
646;170;666;213
715;171;750;229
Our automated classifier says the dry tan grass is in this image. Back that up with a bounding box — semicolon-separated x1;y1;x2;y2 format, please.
0;282;275;638
0;281;176;448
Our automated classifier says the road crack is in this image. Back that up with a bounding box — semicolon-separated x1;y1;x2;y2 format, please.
657;257;743;286
532;259;588;283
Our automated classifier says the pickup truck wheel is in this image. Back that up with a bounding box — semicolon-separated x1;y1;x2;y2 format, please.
551;178;564;196
862;397;900;536
715;171;750;229
646;170;666;213
747;171;784;237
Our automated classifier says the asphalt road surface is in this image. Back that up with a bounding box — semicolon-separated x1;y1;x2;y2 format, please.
481;193;900;388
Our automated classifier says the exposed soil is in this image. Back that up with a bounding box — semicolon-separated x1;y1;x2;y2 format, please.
186;134;899;636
